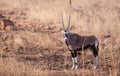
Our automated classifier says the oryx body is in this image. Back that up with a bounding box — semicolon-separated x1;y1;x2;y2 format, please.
61;14;99;69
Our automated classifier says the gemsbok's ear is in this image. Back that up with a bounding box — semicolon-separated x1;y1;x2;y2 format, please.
60;28;65;33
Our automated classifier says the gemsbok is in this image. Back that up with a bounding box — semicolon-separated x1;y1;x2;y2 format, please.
61;14;99;69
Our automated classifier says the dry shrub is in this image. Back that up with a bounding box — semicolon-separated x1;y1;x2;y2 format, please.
0;19;5;30
0;18;14;31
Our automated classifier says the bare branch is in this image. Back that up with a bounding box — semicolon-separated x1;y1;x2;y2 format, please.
69;0;71;6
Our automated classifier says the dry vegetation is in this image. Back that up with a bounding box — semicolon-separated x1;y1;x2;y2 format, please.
0;0;120;76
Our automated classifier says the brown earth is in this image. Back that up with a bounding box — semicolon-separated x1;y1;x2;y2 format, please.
0;0;120;76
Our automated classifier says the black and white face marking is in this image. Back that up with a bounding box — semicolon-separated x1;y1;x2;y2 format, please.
61;29;70;40
64;30;69;39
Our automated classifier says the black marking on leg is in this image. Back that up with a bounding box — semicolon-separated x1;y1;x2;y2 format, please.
91;46;98;57
71;51;77;58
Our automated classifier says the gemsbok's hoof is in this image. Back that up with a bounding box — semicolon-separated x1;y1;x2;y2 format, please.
74;65;78;70
94;65;98;69
71;65;78;70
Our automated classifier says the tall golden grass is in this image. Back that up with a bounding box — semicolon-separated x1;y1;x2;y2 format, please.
0;0;120;76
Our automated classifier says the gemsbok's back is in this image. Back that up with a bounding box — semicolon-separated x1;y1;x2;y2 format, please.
61;14;99;69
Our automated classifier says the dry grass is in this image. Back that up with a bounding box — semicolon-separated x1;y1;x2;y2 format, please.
0;0;120;76
0;57;49;76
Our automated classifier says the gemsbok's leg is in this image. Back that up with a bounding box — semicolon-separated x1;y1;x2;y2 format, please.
91;46;99;69
94;55;98;69
71;51;78;70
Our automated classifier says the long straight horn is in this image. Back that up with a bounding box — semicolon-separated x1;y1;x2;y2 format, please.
61;14;65;30
67;14;71;30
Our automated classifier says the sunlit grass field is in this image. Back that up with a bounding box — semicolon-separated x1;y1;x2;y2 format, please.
0;0;120;76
